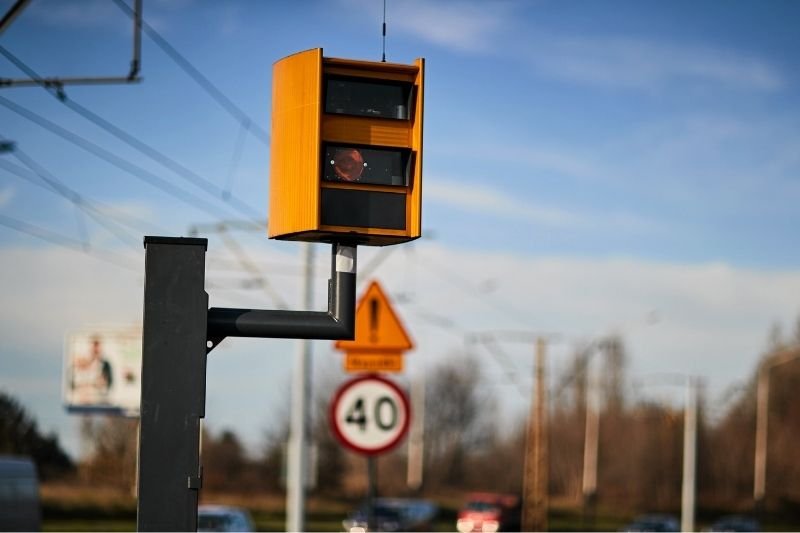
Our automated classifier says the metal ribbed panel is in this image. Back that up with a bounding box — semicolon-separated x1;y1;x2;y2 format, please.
322;116;411;148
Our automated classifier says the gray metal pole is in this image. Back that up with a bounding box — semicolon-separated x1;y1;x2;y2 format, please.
286;243;314;532
753;366;768;508
407;374;425;491
752;346;800;512
681;378;697;533
137;237;208;532
367;456;377;530
582;355;599;523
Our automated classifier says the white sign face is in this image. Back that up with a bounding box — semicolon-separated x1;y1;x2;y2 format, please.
330;375;410;455
63;328;142;416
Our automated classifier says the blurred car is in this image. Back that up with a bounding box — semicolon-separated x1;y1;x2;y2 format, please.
456;492;521;532
706;515;760;532
621;514;680;532
198;504;255;532
0;456;41;532
342;498;438;532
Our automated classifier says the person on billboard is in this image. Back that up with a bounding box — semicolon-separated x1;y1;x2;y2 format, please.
71;337;113;403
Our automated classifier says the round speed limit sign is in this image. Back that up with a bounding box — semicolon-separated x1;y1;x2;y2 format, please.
330;374;411;455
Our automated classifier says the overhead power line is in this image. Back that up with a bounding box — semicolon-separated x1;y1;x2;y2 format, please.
0;0;141;87
218;228;289;309
0;45;263;221
0;212;138;271
0;0;31;35
414;252;531;327
0;95;256;223
0;147;163;246
110;0;271;147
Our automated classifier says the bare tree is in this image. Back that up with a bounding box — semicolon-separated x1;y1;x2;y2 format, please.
202;428;250;493
423;353;497;489
79;416;137;491
601;336;627;413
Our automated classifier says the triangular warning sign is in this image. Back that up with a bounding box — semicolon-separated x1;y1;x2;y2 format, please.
335;280;413;353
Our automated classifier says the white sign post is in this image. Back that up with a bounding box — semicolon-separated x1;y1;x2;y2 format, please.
330;374;410;455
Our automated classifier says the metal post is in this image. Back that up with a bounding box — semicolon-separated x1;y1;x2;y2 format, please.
286;243;314;532
407;374;425;491
137;237;208;532
681;378;697;533
523;337;548;532
582;355;599;527
753;366;769;511
367;456;377;530
135;239;356;530
752;347;800;514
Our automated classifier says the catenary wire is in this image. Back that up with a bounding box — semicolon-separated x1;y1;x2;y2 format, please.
218;228;289;309
0;212;139;271
110;0;271;146
3;146;145;248
0;95;255;223
223;119;248;199
0;157;163;239
0;44;263;221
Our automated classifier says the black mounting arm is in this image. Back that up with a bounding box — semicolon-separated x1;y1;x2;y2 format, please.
205;243;357;352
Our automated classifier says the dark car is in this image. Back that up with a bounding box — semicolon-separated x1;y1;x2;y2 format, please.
707;515;760;532
621;514;680;532
0;456;41;532
343;498;438;532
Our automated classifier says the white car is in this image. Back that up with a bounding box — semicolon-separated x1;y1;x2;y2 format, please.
198;504;255;532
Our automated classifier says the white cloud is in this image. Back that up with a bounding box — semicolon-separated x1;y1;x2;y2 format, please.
527;35;784;91
425;177;581;226
343;0;519;52
436;141;600;183
367;244;800;402
425;176;661;233
0;185;14;207
3;240;799;456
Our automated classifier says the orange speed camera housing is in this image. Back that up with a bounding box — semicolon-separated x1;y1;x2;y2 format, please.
268;48;424;246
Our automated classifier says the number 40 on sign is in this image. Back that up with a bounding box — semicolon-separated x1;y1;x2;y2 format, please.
329;374;410;455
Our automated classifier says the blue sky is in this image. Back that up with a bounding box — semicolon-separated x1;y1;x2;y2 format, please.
1;0;800;457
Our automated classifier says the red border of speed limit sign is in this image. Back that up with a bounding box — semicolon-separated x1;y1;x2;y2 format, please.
329;373;411;455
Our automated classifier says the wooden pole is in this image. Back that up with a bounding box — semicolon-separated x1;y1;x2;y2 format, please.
523;337;548;531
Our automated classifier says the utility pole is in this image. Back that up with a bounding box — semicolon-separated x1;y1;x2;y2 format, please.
523;337;548;532
681;377;697;533
753;346;800;514
286;242;314;532
582;352;599;527
753;364;768;514
407;374;425;491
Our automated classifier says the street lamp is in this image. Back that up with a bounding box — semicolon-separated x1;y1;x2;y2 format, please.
753;344;800;513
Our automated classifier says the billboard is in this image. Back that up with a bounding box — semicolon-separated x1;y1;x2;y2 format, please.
63;327;141;416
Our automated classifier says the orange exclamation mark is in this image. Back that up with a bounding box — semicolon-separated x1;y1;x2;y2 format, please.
369;298;379;343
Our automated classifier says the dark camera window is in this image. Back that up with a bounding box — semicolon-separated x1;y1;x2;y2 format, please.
323;145;411;186
325;77;413;120
321;188;406;230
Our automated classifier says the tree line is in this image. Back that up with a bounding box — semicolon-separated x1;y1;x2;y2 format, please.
4;319;799;520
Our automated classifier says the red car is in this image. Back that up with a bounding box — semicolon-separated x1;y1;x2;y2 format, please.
456;493;521;533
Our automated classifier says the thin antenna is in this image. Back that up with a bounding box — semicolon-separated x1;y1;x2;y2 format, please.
381;0;387;62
